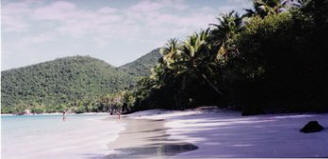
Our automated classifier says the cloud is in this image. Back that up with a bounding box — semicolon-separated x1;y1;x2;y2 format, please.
22;33;54;44
2;2;32;32
226;0;252;12
32;1;76;21
2;0;251;70
3;0;213;38
129;0;187;12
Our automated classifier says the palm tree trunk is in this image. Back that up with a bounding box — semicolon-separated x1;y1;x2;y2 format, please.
181;76;186;90
200;72;223;96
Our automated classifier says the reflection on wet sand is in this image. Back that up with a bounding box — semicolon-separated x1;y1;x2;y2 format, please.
105;143;197;159
103;118;198;159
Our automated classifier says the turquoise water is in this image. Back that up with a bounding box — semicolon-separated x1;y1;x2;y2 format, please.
1;114;125;159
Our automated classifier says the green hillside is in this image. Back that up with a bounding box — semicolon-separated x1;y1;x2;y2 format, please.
119;48;162;76
1;56;136;111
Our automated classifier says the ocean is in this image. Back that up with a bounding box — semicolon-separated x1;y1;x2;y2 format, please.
1;114;125;159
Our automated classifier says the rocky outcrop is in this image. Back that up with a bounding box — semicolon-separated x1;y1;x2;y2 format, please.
300;121;324;133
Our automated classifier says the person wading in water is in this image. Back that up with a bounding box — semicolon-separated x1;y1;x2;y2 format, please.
62;110;66;121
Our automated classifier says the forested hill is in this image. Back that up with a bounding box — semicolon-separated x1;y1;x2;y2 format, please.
119;48;162;76
1;56;136;109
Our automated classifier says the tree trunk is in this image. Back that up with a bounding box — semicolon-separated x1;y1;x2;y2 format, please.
200;72;223;96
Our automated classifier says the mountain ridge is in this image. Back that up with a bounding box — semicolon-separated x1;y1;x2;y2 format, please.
1;49;162;111
119;48;162;76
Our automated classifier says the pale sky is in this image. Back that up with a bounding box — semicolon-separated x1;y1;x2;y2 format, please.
1;0;251;70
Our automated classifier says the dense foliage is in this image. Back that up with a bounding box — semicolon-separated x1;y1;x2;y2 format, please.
2;0;327;115
1;56;138;113
132;0;328;114
119;48;162;76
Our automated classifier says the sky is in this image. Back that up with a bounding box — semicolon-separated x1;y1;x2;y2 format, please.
1;0;251;70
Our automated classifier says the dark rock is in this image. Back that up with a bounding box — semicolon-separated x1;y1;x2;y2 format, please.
300;121;324;133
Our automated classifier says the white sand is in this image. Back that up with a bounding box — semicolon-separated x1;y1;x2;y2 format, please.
129;108;328;158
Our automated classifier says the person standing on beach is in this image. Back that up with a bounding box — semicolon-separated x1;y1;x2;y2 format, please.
117;111;120;119
62;111;66;121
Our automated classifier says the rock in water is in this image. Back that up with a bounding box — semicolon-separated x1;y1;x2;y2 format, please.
300;121;324;133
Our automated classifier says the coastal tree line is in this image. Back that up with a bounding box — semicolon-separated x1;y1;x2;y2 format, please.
130;0;328;115
2;0;328;115
1;91;135;114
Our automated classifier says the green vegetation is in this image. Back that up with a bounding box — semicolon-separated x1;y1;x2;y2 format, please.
1;56;138;113
131;0;328;114
1;48;160;114
2;0;327;115
119;48;162;76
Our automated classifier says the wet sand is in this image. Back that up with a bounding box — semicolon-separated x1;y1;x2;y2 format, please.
103;117;197;159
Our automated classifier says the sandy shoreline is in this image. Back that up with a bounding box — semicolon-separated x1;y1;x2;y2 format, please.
3;109;327;158
104;116;197;159
104;108;328;158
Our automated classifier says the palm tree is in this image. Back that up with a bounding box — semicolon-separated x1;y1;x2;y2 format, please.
160;39;182;70
244;0;290;18
177;30;223;95
146;39;182;89
210;11;242;60
211;11;242;43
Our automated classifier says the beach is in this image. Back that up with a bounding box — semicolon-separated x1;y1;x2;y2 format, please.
2;109;328;159
113;108;328;158
104;117;197;159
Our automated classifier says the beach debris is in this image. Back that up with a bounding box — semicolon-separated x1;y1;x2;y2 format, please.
300;121;324;133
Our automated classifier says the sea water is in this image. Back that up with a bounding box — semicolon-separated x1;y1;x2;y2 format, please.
1;114;125;159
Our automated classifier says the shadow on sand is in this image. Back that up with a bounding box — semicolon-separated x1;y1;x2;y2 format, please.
103;142;198;159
